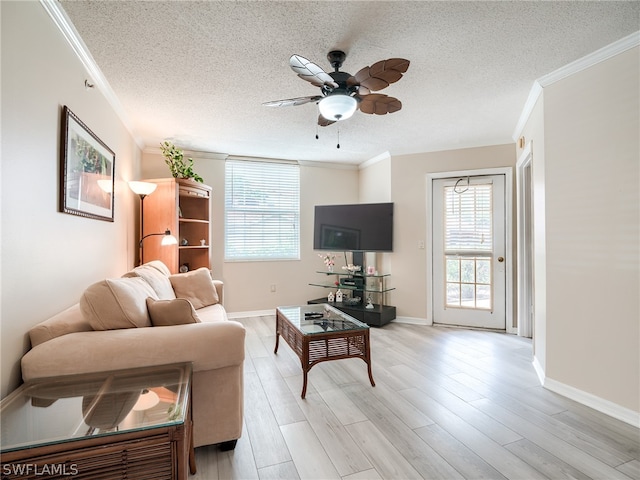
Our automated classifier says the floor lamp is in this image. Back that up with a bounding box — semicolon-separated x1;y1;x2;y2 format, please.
129;181;177;264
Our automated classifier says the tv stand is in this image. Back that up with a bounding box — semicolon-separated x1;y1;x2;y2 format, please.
307;298;396;327
308;265;396;327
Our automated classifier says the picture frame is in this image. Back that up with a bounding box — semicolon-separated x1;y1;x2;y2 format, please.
60;106;115;222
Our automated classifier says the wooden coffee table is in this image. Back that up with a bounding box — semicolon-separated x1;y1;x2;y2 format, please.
275;304;375;398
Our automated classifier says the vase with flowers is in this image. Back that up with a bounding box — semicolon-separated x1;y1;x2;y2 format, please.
318;252;336;272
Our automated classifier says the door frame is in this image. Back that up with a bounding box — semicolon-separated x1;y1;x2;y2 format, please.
516;142;534;338
426;167;514;333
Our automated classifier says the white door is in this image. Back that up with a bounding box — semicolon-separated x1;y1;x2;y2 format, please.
432;175;506;329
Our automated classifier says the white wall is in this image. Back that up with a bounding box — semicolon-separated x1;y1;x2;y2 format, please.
359;153;391;203
543;48;639;414
388;145;516;321
359;153;393;274
141;151;360;313
1;2;141;397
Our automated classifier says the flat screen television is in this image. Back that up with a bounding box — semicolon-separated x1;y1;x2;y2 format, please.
313;202;393;252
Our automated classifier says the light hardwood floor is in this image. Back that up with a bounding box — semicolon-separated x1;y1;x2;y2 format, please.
193;315;640;480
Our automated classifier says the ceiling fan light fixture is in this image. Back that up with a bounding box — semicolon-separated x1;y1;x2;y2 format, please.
318;94;357;122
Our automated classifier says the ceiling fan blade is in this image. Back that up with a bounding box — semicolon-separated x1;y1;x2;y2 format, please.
353;58;410;92
317;115;335;127
263;95;322;107
290;55;338;88
346;76;371;95
358;94;402;115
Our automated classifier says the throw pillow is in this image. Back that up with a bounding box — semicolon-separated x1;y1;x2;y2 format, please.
80;277;157;330
169;267;219;309
123;263;176;300
146;297;201;326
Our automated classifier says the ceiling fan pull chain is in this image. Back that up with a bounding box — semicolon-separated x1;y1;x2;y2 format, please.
337;127;340;149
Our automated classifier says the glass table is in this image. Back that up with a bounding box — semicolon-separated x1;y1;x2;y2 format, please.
0;363;193;480
275;304;375;398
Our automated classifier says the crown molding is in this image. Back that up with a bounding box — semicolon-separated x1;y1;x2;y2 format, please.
513;31;639;140
538;30;639;87
298;160;359;170
359;151;391;169
40;0;144;150
144;146;228;161
512;81;543;142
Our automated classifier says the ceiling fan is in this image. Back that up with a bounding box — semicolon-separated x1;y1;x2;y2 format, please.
263;50;410;126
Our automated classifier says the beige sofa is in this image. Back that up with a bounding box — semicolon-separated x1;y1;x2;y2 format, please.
20;261;245;450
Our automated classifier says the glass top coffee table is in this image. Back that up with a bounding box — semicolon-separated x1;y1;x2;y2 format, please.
275;304;375;398
1;363;194;480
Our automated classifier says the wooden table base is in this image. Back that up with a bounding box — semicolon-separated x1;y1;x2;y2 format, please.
275;309;375;399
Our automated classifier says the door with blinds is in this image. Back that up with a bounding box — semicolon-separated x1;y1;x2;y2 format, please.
432;175;506;329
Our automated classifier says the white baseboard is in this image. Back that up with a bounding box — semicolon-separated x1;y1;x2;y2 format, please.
228;309;275;319
533;356;639;428
532;355;546;385
393;316;429;325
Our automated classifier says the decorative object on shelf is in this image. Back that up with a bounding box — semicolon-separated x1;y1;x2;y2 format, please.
60;106;115;222
318;252;336;272
160;141;204;183
327;291;335;302
179;264;189;273
367;265;375;275
200;239;206;246
344;296;361;306
342;264;361;275
366;297;374;309
181;238;189;246
335;289;343;303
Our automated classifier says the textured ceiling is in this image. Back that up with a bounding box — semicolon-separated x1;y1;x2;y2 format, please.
58;1;639;164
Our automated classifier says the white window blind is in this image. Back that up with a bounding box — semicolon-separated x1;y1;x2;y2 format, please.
225;159;300;261
444;181;493;310
444;183;493;253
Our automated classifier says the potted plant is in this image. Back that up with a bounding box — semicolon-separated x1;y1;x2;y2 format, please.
160;141;204;183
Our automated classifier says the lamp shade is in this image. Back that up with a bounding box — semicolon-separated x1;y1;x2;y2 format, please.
129;181;157;196
318;94;358;122
161;234;178;246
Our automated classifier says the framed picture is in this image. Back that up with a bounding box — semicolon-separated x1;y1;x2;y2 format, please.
60;106;115;222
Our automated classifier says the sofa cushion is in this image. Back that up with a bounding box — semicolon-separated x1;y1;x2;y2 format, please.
80;277;157;330
146;297;200;326
169;268;219;309
29;304;93;347
123;263;176;300
194;303;228;323
144;260;172;277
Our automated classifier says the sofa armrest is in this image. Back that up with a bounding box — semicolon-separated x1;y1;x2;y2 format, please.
21;321;245;382
212;280;224;305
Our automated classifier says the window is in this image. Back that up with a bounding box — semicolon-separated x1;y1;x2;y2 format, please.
225;159;300;261
444;182;493;309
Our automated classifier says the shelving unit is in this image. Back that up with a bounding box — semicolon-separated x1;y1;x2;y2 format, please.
308;270;396;327
142;178;212;274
